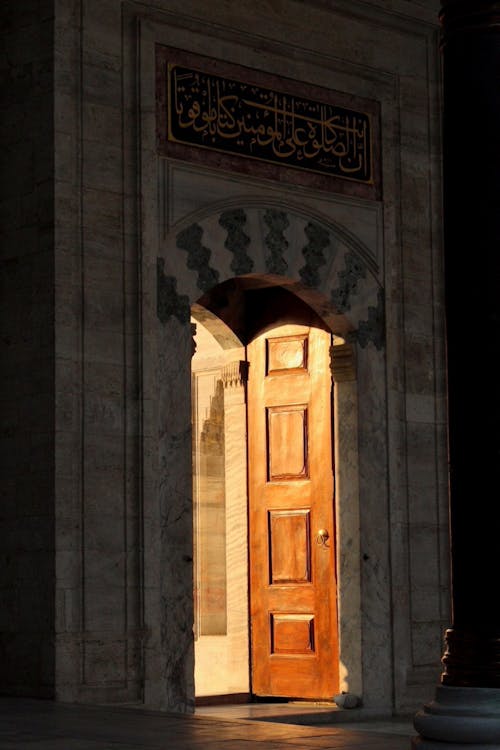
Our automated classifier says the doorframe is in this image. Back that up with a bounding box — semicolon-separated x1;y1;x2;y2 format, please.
190;300;362;703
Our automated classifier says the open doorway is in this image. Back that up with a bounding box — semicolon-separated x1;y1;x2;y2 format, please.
191;313;249;699
191;281;339;702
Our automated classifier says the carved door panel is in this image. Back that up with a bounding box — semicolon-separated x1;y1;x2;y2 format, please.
247;323;339;699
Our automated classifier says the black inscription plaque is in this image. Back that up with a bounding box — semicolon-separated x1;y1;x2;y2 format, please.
167;64;373;184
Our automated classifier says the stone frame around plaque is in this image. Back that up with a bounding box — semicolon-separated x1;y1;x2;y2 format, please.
156;44;382;201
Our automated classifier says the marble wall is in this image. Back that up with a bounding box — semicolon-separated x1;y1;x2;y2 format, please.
140;0;448;713
0;0;448;717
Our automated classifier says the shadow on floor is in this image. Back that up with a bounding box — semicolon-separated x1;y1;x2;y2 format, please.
196;701;415;735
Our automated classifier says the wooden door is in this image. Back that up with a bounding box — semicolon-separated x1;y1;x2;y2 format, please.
247;323;339;699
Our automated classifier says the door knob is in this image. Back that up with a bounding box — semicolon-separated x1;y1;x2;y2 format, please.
316;528;330;547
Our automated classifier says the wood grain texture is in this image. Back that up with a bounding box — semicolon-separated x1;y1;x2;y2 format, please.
248;324;339;699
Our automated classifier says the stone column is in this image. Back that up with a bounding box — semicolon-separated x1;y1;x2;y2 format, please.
413;2;500;747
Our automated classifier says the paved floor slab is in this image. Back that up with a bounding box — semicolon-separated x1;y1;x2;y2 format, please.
0;698;416;749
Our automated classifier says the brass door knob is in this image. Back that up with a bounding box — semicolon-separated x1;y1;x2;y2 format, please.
316;528;330;547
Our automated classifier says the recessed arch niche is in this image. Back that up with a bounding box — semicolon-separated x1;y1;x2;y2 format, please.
151;203;388;710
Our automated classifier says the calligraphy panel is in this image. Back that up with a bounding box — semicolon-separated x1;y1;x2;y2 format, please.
157;46;381;200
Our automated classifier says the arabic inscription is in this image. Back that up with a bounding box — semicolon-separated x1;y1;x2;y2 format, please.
168;64;372;184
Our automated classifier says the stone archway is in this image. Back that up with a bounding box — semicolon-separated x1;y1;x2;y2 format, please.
151;203;387;711
157;203;384;349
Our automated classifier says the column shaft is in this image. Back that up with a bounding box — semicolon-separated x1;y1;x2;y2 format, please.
439;0;500;687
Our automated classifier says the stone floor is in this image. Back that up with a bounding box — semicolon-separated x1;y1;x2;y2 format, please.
0;697;417;749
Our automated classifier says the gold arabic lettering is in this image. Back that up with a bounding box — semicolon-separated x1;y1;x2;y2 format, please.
170;66;371;180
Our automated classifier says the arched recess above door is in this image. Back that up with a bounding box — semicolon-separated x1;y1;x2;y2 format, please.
157;204;385;353
154;205;378;708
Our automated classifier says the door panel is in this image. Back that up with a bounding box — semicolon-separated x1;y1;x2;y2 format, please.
248;323;339;699
267;405;308;479
269;510;311;584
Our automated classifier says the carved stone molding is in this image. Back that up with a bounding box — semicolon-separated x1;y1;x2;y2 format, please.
219;209;253;275
157;258;190;325
442;627;500;688
221;360;249;388
330;342;356;382
176;223;219;292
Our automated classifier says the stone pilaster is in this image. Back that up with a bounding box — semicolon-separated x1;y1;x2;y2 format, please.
330;342;356;383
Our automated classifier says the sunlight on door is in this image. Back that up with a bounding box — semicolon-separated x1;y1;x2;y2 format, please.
192;313;339;701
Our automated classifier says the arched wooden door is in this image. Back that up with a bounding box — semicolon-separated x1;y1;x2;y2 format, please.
247;322;339;699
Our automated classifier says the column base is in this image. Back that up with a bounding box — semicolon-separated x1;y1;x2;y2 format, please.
412;685;500;748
